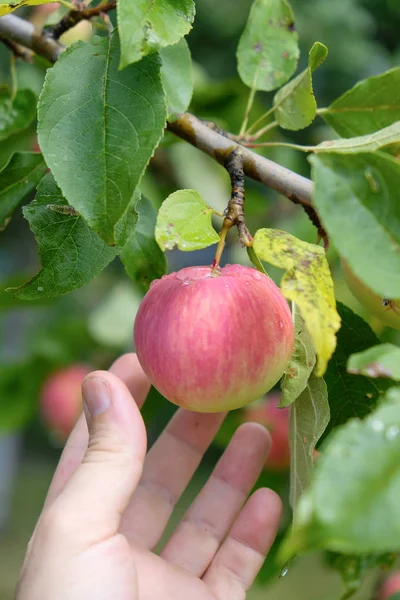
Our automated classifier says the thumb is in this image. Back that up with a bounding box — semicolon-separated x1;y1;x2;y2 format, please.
51;371;147;539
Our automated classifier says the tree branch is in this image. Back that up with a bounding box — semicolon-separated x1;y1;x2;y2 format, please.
0;13;326;238
0;14;64;63
48;1;117;40
167;114;313;208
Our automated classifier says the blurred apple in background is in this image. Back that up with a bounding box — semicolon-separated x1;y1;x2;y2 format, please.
40;364;92;443
378;573;400;599
242;392;290;471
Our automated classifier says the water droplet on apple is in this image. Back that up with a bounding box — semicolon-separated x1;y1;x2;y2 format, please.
252;272;263;280
279;321;284;329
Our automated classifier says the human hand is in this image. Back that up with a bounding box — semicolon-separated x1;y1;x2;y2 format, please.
17;353;282;600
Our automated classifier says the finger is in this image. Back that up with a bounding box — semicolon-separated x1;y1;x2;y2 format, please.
44;354;149;507
44;413;88;508
45;371;147;543
120;409;226;548
203;488;282;600
109;353;150;410
160;423;270;576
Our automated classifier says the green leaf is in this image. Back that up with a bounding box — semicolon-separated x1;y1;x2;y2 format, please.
0;152;46;230
281;386;400;558
253;228;341;376
348;343;400;381
114;192;140;249
0;86;36;142
37;34;166;245
0;121;36;171
310;152;400;299
322;67;400;137
9;173;118;300
322;303;394;442
281;308;316;407
273;42;328;131
0;359;49;433
314;121;400;154
121;196;167;293
289;371;329;512
237;0;299;92
155;189;220;251
0;0;58;16
160;39;193;121
326;552;397;600
117;0;195;69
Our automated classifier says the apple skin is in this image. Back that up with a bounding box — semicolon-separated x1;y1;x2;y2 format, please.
40;364;92;442
342;260;400;330
242;393;290;471
378;573;400;599
134;264;294;413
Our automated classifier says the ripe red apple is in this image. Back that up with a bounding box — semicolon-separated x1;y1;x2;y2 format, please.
378;573;400;599
342;259;400;330
134;264;294;412
242;393;290;471
40;364;92;442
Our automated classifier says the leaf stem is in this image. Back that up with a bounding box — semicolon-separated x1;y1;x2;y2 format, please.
249;119;279;140
9;54;17;102
239;77;258;137
245;105;276;136
247;246;267;274
243;140;314;152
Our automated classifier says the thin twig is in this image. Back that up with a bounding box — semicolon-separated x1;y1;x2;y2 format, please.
47;0;116;39
214;149;252;267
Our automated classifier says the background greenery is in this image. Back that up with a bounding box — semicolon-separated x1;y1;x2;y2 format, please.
0;0;400;598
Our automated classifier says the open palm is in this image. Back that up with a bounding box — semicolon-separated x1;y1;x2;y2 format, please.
17;354;282;600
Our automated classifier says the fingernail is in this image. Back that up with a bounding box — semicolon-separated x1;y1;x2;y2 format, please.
82;377;111;420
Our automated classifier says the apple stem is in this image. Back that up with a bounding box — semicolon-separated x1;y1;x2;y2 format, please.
213;149;253;268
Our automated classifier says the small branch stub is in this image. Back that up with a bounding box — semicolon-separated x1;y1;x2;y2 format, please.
213;149;253;268
47;0;117;39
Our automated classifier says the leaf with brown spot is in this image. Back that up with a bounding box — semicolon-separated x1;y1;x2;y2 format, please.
280;307;316;407
237;0;299;92
254;228;341;376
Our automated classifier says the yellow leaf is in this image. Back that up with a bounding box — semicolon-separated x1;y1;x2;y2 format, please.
0;0;58;16
253;228;341;376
